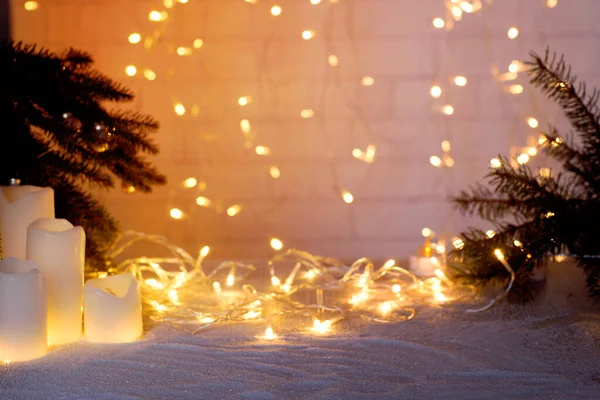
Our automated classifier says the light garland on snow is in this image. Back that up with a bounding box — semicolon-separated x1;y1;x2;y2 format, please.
100;231;489;336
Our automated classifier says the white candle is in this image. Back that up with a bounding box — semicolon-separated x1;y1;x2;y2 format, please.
0;257;47;362
84;273;143;343
0;184;54;259
26;218;85;345
409;256;440;277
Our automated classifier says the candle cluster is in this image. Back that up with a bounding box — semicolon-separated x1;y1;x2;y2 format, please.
0;182;143;362
103;231;480;337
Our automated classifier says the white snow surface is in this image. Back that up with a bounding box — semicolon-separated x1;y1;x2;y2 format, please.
1;263;599;399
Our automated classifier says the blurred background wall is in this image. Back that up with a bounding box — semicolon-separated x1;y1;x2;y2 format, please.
11;0;598;262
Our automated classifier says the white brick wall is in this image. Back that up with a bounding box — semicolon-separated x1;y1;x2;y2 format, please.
11;0;599;262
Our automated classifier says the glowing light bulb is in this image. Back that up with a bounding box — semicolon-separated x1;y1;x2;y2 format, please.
460;1;474;12
170;208;184;219
436;244;446;254
183;177;197;188
269;166;281;179
302;30;314;40
238;96;250;106
494;249;504;260
195;196;211;207
24;1;38;11
507;26;519;39
452;237;464;249
546;0;558;8
271;5;282;15
178;0;188;3
240;119;251;133
143;69;156;81
441;140;451;152
430;85;442;98
125;186;136;194
264;327;277;339
305;270;316;280
128;33;141;44
527;147;538;156
341;190;354;204
149;10;167;21
454;76;467;86
176;47;192;56
255;146;270;156
270;238;283;251
432;18;445;29
193;39;204;49
443;105;454;115
383;259;395;269
361;76;375;86
490;158;501;168
514;240;523;247
508;60;521;73
174;103;186;115
310;0;321;4
392;284;401;294
200;246;211;257
328;55;339;66
226;273;235;287
430;156;442;167
486;230;496;238
125;65;137;76
527;117;539;128
226;205;242;216
421;227;432;237
509;84;523;94
271;276;281;286
301;109;315;119
517;153;530;165
451;6;462;20
164;0;174;8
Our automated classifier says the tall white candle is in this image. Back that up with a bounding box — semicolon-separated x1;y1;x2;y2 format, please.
84;273;143;343
0;257;47;362
26;218;85;345
0;184;54;259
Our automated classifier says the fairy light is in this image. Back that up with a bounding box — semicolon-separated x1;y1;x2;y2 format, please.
508;84;523;95
508;60;522;73
430;85;442;98
486;230;496;238
302;30;314;40
507;27;519;39
392;284;401;294
460;2;474;13
238;96;250;106
341;190;354;204
451;6;462;20
226;273;235;287
164;0;174;7
143;69;157;81
454;76;467;87
546;0;558;8
301;109;315;119
125;65;137;76
149;11;167;22
193;39;203;49
310;0;322;4
176;47;192;56
527;117;539;128
432;18;445;29
539;168;551;178
328;54;339;66
240;119;251;133
271;5;282;16
226;205;242;216
269;166;281;179
128;33;141;44
430;156;442;167
490;158;501;168
441;140;451;152
182;177;197;188
312;319;332;334
421;227;432;238
361;76;375;86
196;196;211;207
443;105;454;115
527;147;537;156
270;238;283;251
255;146;270;156
514;240;523;247
263;327;277;340
174;103;186;116
378;302;393;315
169;208;184;219
452;237;464;249
517;153;530;165
24;1;38;11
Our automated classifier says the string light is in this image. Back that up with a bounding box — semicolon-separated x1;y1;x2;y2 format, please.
169;208;184;219
507;26;519;39
193;39;203;49
443;105;454;115
269;166;281;179
486;230;495;238
527;117;539;128
302;30;315;40
310;0;322;4
226;205;242;217
149;11;167;22
430;156;442;167
508;84;523;94
143;69;157;81
271;5;282;16
421;228;432;237
361;76;375;86
546;0;558;8
270;238;283;251
508;60;522;73
490;158;501;168
430;85;442;98
301;109;315;119
128;33;141;44
24;1;38;11
125;65;137;76
195;196;211;207
517;153;530;165
164;0;174;7
174;103;186;116
183;177;197;188
432;18;445;29
341;190;354;204
453;76;467;86
238;96;250;106
176;47;192;56
255;146;271;156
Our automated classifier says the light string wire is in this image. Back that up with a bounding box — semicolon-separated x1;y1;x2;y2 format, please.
103;230;480;335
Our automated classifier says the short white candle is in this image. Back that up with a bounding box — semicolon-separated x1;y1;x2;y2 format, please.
0;185;54;259
0;258;47;362
26;218;85;345
84;273;143;343
409;256;440;278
